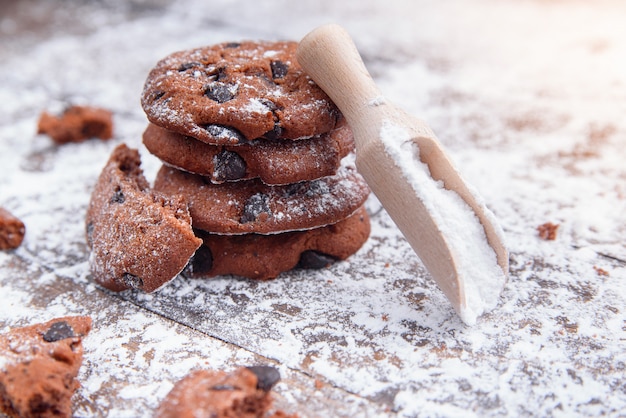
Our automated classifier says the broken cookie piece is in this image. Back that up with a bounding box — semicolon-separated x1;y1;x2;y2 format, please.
0;207;25;250
37;105;113;144
85;144;202;292
0;316;92;418
154;366;297;418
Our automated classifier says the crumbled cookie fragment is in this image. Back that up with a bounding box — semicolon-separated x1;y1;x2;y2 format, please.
37;105;113;144
85;144;202;292
0;316;92;418
537;222;559;240
154;366;297;418
0;207;25;250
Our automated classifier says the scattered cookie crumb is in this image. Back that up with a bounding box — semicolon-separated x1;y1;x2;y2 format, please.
37;105;113;144
314;379;324;390
0;316;92;418
0;207;25;250
593;266;609;277
537;222;559;240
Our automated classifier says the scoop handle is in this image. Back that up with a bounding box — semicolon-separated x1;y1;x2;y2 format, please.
297;25;387;146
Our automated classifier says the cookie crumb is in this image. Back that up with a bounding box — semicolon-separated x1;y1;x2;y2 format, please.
37;105;113;144
593;266;609;277
0;207;25;250
537;222;559;240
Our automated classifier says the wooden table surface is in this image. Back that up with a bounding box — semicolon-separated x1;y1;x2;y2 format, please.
1;1;625;417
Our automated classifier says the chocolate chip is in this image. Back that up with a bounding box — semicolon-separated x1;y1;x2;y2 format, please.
43;321;75;342
188;246;213;275
246;366;280;391
210;384;238;391
151;90;165;102
240;193;271;223
178;62;202;71
270;60;288;79
122;273;143;289
204;125;246;144
305;180;330;197
259;98;277;112
214;150;247;181
204;82;237;103
224;42;241;48
262;123;283;140
283;180;329;198
110;187;125;204
297;251;336;269
283;182;307;197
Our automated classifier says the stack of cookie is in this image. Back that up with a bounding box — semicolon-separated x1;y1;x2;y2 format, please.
140;41;370;280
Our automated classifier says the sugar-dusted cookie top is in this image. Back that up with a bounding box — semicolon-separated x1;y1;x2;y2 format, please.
141;41;339;144
153;163;370;235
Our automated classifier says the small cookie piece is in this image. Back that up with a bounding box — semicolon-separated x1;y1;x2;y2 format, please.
153;163;370;235
0;316;92;418
186;206;370;280
37;105;113;144
154;366;290;418
85;144;202;292
0;208;25;250
141;41;338;144
142;119;354;185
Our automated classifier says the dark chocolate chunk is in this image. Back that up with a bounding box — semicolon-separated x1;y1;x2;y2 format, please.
306;180;330;197
122;273;143;289
240;193;271;223
43;321;75;342
262;123;283;140
178;62;202;71
210;385;238;391
246;366;280;391
110;187;125;204
204;125;246;144
224;42;241;48
270;60;289;79
259;98;277;111
204;82;237;103
214;150;247;181
151;90;166;102
297;251;336;269
187;245;213;275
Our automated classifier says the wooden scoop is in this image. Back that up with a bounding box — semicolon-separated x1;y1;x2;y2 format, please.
297;24;509;325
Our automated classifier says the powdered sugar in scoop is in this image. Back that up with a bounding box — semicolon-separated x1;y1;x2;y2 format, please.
380;119;507;325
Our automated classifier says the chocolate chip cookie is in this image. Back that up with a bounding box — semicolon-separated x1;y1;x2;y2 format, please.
141;41;339;144
153;163;370;235
85;144;202;292
142;118;354;185
186;206;370;280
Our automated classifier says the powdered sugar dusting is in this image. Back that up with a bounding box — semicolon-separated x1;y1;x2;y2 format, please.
1;0;625;417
